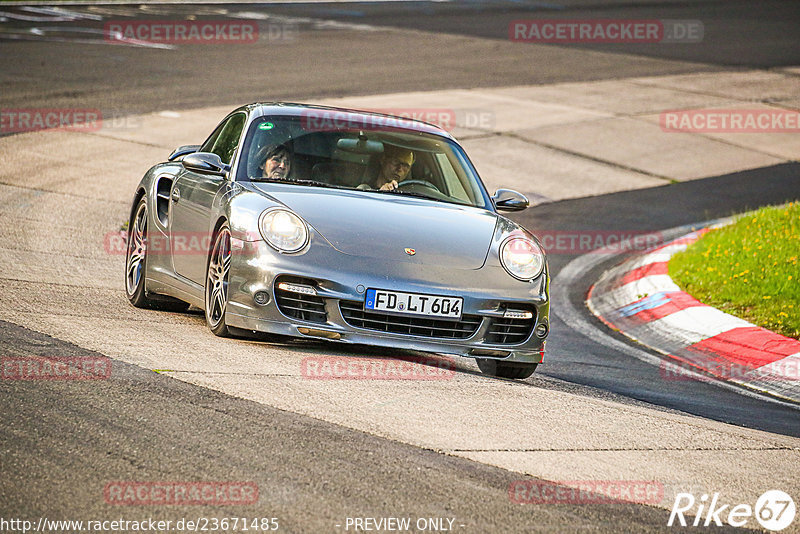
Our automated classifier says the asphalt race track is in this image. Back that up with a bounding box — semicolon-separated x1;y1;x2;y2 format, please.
1;1;799;533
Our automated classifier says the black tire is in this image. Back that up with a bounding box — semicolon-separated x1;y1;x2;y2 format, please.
205;223;233;337
476;358;538;379
125;197;189;312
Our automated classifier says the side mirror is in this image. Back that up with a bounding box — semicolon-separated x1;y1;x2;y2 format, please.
182;152;229;176
492;189;529;212
168;144;201;161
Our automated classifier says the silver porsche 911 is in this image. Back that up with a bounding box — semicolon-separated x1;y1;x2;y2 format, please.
125;103;549;379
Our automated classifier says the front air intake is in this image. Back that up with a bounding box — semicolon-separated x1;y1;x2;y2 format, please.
339;300;481;339
274;276;327;323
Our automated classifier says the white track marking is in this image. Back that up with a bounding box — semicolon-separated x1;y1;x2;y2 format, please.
21;6;103;21
642;243;689;262
0;10;77;22
10;26;175;49
596;275;682;311
647;307;752;345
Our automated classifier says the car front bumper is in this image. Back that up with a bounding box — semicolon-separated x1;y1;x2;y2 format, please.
225;238;549;364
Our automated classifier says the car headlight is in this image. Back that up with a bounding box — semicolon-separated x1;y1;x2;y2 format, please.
500;237;545;280
259;209;308;253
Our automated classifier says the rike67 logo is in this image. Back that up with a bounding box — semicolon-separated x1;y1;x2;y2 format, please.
668;490;796;530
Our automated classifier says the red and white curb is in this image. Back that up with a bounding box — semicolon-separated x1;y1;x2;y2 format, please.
587;228;800;403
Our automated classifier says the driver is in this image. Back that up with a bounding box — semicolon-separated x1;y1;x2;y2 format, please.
359;145;414;191
255;143;292;180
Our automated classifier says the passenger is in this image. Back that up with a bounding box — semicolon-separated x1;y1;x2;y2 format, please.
359;145;414;191
255;143;292;180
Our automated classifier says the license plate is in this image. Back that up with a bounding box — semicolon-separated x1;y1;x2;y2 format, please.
364;289;462;319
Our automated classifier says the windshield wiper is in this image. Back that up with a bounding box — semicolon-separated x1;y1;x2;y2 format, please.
253;178;346;189
254;179;456;204
371;188;446;203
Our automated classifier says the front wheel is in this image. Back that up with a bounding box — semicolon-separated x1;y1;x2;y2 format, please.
205;223;232;336
476;359;538;379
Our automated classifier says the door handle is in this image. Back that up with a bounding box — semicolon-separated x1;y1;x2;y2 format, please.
171;187;181;203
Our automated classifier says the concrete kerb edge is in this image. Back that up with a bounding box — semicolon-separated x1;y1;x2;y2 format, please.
584;217;800;405
551;221;797;411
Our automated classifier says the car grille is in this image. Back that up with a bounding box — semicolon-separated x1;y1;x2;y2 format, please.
274;277;327;323
485;313;536;345
339;301;481;339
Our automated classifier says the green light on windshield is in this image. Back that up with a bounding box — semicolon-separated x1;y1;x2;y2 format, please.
259;122;274;130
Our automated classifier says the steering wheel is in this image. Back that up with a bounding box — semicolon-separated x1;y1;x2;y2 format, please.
397;179;440;192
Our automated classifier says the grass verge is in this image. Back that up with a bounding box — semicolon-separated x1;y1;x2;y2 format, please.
669;202;799;340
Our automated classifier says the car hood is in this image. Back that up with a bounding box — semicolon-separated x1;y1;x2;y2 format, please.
253;184;497;269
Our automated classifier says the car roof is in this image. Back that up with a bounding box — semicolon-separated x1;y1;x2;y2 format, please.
238;102;456;140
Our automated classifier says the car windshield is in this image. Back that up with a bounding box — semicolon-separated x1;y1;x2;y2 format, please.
236;114;488;208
